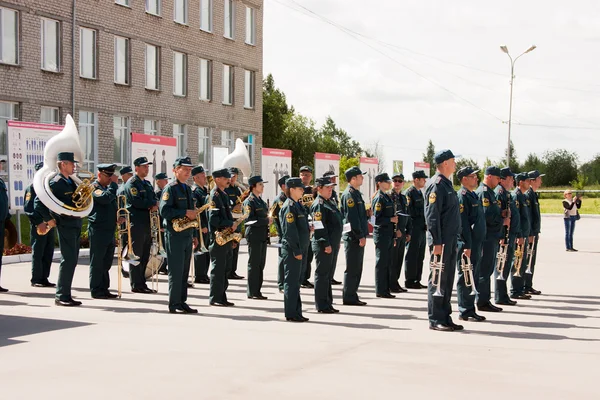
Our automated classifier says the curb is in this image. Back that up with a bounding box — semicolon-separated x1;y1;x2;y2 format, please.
543;213;600;219
4;248;91;265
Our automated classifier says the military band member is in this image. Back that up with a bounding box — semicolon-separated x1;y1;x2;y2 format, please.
224;167;244;280
209;168;241;307
280;177;311;322
242;176;270;300
35;152;83;306
88;164;120;299
299;165;315;288
389;173;410;293
372;173;398;299
340;166;369;306
160;157;198;314
124;157;157;294
404;170;428;289
511;173;533;300
426;150;462;331
323;170;342;285
525;170;544;296
494;167;518;306
273;175;289;292
311;176;343;313
456;167;486;322
155;172;169;275
0;161;9;293
117;166;133;279
25;162;55;288
192;166;210;284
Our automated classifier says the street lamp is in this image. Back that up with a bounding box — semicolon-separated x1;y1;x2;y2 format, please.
500;45;536;167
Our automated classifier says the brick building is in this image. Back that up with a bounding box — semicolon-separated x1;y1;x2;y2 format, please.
0;0;263;175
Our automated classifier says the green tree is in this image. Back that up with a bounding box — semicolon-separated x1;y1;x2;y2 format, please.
263;74;293;150
453;157;481;186
282;113;319;174
521;153;545;174
422;139;436;176
580;154;600;185
498;140;520;172
543;149;578;186
339;156;360;187
317;116;363;158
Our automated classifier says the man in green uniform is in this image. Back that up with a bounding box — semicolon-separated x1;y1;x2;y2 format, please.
155;172;169;274
124;157;157;294
456;166;486;322
525;170;544;295
272;175;289;292
192;166;210;284
372;173;398;299
340;166;369;306
88;164;120;299
405;170;428;289
160;157;199;314
224;167;244;280
0;161;9;293
299;166;315;288
209;168;241;306
389;173;410;293
323;171;342;285
35;152;83;306
511;173;533;300
117;166;133;279
25;162;56;288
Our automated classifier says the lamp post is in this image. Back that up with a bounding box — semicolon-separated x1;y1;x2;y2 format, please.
500;45;536;167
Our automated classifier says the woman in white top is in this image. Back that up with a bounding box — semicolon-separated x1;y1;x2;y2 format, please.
562;190;582;252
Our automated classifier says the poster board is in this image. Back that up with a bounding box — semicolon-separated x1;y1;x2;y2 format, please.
393;160;403;175
7;121;63;209
359;157;379;203
261;147;292;206
213;146;230;174
131;133;177;187
413;162;430;178
314;152;340;180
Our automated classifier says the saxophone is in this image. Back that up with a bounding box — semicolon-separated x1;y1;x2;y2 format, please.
215;211;250;246
172;203;212;232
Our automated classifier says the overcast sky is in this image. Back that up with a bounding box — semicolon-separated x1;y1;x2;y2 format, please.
263;0;600;174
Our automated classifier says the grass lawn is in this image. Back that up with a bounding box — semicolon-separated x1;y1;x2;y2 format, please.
539;198;600;215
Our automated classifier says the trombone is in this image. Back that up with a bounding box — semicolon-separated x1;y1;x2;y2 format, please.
116;195;140;298
461;253;477;296
430;244;445;297
190;203;211;286
149;209;167;293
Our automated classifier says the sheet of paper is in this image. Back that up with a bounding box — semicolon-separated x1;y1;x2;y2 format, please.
313;221;325;230
343;223;351;233
269;243;282;248
369;216;376;226
396;212;410;217
244;220;257;225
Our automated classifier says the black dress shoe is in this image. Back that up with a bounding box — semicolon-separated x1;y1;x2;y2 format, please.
330;307;340;313
91;293;109;299
405;282;421;289
301;281;314;288
526;288;542;295
459;313;486;322
496;299;517;306
210;301;228;307
181;303;198;313
248;295;268;300
42;281;56;288
31;283;46;287
0;286;9;293
55;299;82;307
229;273;244;280
376;293;396;299
301;316;309;322
194;277;210;284
318;309;336;314
449;322;464;331
390;287;402;293
478;303;503;312
187;282;194;288
169;305;186;313
429;323;454;332
278;288;284;293
398;286;408;293
121;269;130;279
331;279;342;285
225;301;235;307
343;300;367;306
286;317;306;322
511;293;531;300
105;292;119;299
418;282;427;289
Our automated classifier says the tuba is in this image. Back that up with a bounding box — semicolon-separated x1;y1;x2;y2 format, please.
33;114;94;219
221;138;252;189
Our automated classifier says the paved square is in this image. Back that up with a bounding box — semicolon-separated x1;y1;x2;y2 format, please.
0;216;598;399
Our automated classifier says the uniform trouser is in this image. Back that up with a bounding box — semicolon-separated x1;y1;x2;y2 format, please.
390;236;406;290
494;234;516;303
343;238;364;303
30;224;55;284
303;246;313;282
427;239;458;326
511;237;530;296
160;231;168;271
524;234;539;290
456;239;483;316
209;241;233;304
56;225;81;302
476;238;499;307
277;239;284;290
230;244;240;276
130;227;151;289
374;234;393;296
247;239;268;297
165;231;192;308
405;227;426;283
283;245;307;318
313;243;334;311
88;226;115;296
194;232;210;279
0;220;5;283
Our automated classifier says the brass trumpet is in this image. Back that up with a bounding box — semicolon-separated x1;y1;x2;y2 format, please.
513;243;524;278
461;253;478;296
525;239;536;275
116;195;140;298
495;243;508;281
430;244;445;297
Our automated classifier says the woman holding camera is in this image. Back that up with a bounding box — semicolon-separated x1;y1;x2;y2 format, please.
563;190;582;252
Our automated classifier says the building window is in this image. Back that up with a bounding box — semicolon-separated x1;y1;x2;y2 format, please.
115;0;130;6
0;7;19;65
173;124;187;157
243;134;254;173
174;0;188;24
79;111;97;172
41;18;60;72
114;36;130;85
0;102;19;156
145;44;160;90
146;0;161;15
222;64;233;105
224;0;235;39
199;58;212;101
200;0;213;32
40;107;59;124
113;116;131;166
80;27;97;79
244;70;255;109
144;120;159;135
173;51;187;96
245;7;255;45
198;127;211;167
221;130;233;151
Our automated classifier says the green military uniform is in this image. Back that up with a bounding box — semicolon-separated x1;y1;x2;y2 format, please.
323;171;342;285
389;175;411;293
116;166;132;278
224;171;243;279
280;178;310;321
124;157;156;292
25;162;55;287
155;172;169;274
159;157;198;313
34;152;83;306
372;173;397;298
243;176;270;299
404;171;427;288
525;170;543;294
511;173;532;297
0;174;9;292
340;167;369;305
191;168;210;283
301;184;314;286
272;175;289;291
311;177;343;312
494;168;517;304
88;164;119;299
209;169;236;306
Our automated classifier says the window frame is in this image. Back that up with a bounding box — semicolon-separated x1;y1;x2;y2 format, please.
79;27;97;79
173;51;187;97
145;43;160;90
221;130;234;151
244;69;255;109
224;0;235;39
199;58;212;101
174;0;189;25
0;102;19;158
0;7;19;65
115;0;131;7
144;119;160;135
200;0;213;32
40;106;60;125
173;124;188;157
245;6;256;45
145;0;161;16
40;17;60;72
222;64;234;105
114;36;130;85
198;127;211;167
79;110;98;172
113;116;131;166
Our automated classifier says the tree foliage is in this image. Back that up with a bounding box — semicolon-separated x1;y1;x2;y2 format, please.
453;157;481;186
339;156;360;186
422;139;436;176
521;153;545;174
580;154;600;185
542;149;578;186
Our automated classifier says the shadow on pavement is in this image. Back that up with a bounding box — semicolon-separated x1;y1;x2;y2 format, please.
487;319;600;330
0;315;92;348
462;329;600;342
